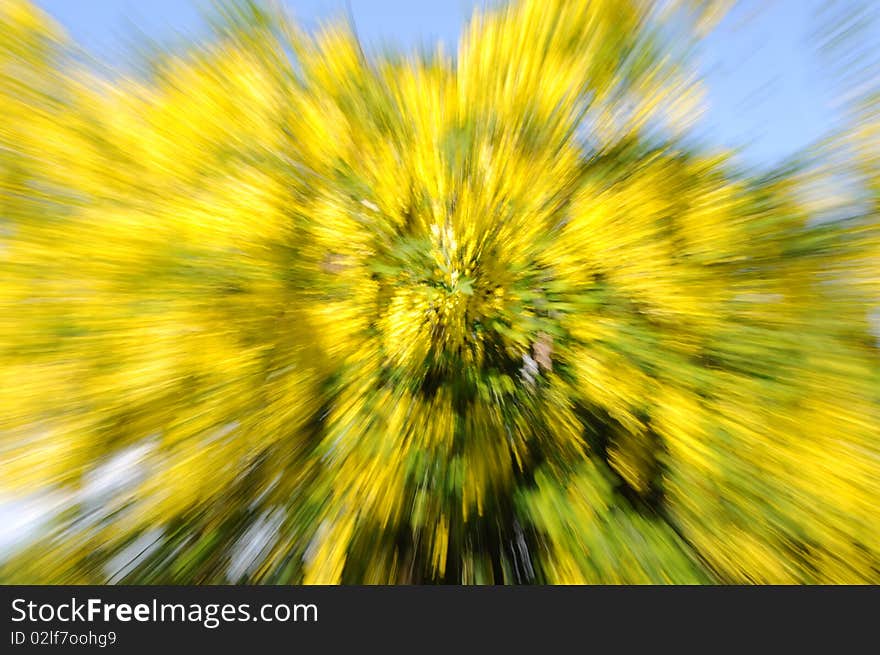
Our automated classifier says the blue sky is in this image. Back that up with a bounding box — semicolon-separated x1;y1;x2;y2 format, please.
31;0;880;169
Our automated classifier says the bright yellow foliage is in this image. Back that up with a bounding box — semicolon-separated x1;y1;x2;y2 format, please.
0;0;878;584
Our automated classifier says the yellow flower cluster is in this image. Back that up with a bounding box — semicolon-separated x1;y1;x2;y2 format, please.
0;0;877;583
